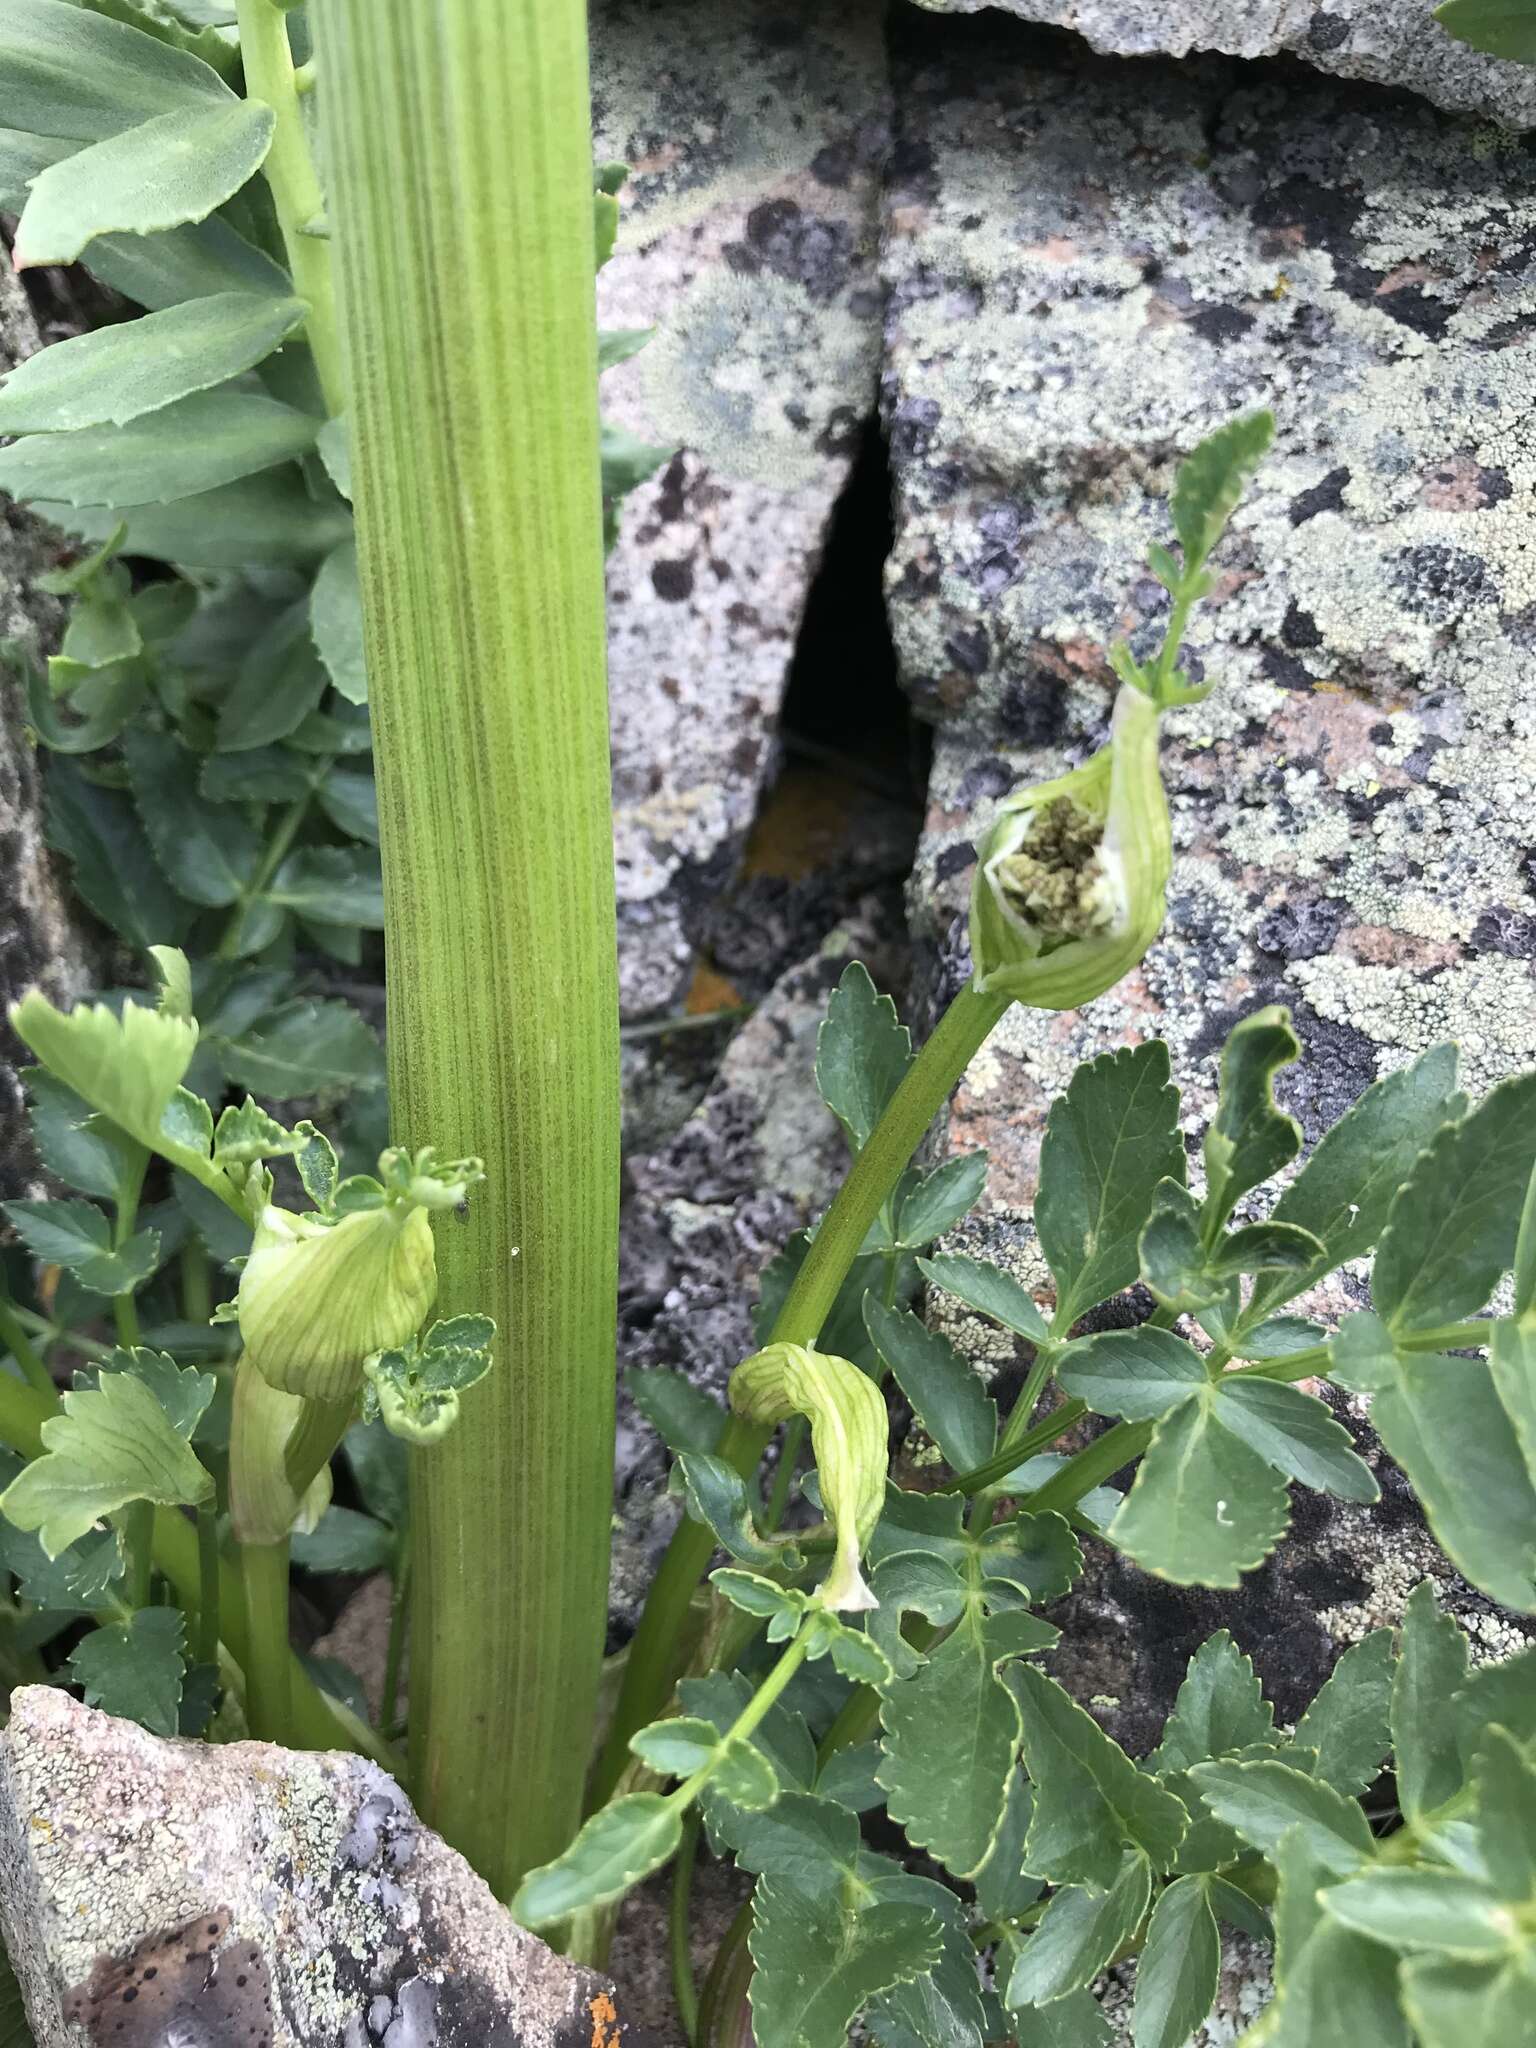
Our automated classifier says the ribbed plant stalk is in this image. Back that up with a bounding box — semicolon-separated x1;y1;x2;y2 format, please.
315;0;619;1893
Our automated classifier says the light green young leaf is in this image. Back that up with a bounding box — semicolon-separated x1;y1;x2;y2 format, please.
310;538;367;705
110;1347;216;1439
1392;1581;1470;1822
0;388;317;509
0;293;306;432
749;1883;944;2048
14;98;274;267
0;0;233;143
1132;1875;1221;2048
1008;1850;1151;2007
1110;1395;1290;1587
1214;1379;1377;1503
1435;0;1536;61
10;990;198;1162
864;1297;997;1471
918;1251;1050;1343
1170;409;1275;574
1038;1041;1185;1330
1373;1071;1536;1332
1291;1628;1395;1797
1373;1354;1536;1613
1014;1664;1188;1888
1058;1327;1206;1420
0;1372;212;1556
1201;1007;1301;1237
1186;1758;1373;1876
67;1604;185;1737
816;962;912;1154
1146;1631;1275;1774
511;1792;681;1927
1251;1043;1463;1320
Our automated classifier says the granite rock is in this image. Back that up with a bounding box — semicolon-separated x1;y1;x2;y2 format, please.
907;0;1536;128
594;0;890;1030
0;1688;646;2048
0;268;97;1201
883;17;1536;1733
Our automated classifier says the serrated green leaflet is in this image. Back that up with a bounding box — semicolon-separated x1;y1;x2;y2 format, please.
0;389;317;509
1374;1071;1536;1332
1475;1725;1536;1906
1014;1664;1187;1887
0;292;306;432
1373;1353;1536;1612
24;1069;143;1201
1215;1380;1377;1502
1169;409;1274;573
748;1883;944;2048
878;1620;1021;1880
1393;1582;1470;1821
1;1198;159;1297
864;1296;996;1470
815;962;912;1154
1402;1951;1536;2048
1;1370;212;1557
14;99;275;267
1109;1392;1290;1586
0;0;233;143
111;1347;216;1439
125;727;260;907
1187;1758;1373;1876
511;1792;681;1927
67;1604;186;1738
1146;1631;1275;1774
1008;1849;1151;2007
1132;1875;1220;2048
865;1871;990;2048
1265;1829;1414;2048
973;1769;1042;1922
1201;1006;1301;1237
1321;1869;1515;1957
1292;1628;1395;1797
311;538;368;705
675;1452;790;1569
1037;1040;1185;1330
917;1251;1050;1342
11;990;198;1159
1436;0;1536;60
893;1150;989;1249
1058;1326;1206;1419
629;1715;722;1779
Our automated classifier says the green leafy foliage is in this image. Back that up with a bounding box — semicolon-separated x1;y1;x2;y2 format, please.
67;1605;186;1737
816;962;913;1155
1436;0;1536;62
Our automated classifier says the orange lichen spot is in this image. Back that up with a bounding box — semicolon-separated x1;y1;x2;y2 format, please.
684;964;742;1016
588;1988;621;2048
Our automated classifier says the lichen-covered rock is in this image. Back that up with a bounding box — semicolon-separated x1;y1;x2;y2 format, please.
593;0;889;1028
0;270;96;1201
908;0;1536;128
0;1689;647;2048
883;17;1536;1730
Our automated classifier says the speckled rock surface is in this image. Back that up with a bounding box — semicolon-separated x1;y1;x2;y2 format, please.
610;893;908;1634
594;0;889;1029
883;16;1536;1734
0;269;96;1201
908;0;1536;128
0;1689;645;2048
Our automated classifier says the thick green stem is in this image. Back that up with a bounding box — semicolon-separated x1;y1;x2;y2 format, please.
381;1547;410;1736
0;1293;53;1399
239;1538;293;1742
596;984;1010;1803
235;0;346;410
195;1502;221;1670
316;0;618;1892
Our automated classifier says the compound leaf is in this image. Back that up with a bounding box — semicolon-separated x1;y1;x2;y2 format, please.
67;1604;185;1737
1008;1849;1151;2007
816;963;912;1154
1291;1628;1395;1798
1213;1378;1377;1503
1109;1393;1290;1587
749;1883;943;2048
1187;1758;1373;1877
1014;1664;1187;1887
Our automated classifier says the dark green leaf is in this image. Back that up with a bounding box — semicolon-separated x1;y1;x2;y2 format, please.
1170;410;1275;574
1491;1314;1536;1481
1058;1326;1205;1420
290;1506;395;1575
1374;1072;1536;1332
316;765;378;844
1265;1830;1413;2048
1476;1724;1536;1905
0;292;303;433
864;1297;996;1471
2;1198;158;1296
0;390;315;509
1138;1178;1222;1313
83;212;289;310
1374;1354;1536;1612
674;1452;787;1569
894;1151;989;1249
67;1605;185;1736
748;1883;943;2048
1110;1393;1290;1586
1214;1378;1377;1502
1003;1983;1113;2047
918;1251;1049;1343
1321;1869;1512;1956
599;419;673;504
45;757;191;947
623;1366;726;1457
342;1419;407;1530
265;846;384;925
172;1167;250;1265
816;963;912;1154
24;1068;142;1201
199;745;313;804
1014;1664;1188;1887
1435;0;1536;61
1291;1628;1395;1797
216;999;383;1098
1146;1631;1275;1774
215;601;329;751
1187;1758;1373;1876
1201;1007;1301;1235
1392;1581;1469;1822
814;1740;884;1814
43;471;351;569
1038;1040;1185;1330
510;1792;681;1926
124;728;259;907
866;1872;989;2048
1132;1875;1220;2048
973;1768;1043;1922
1402;1952;1536;2048
1008;1850;1151;2007
310;538;367;705
878;1623;1021;1881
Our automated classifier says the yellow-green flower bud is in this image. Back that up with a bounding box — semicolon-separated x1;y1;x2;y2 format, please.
238;1199;438;1402
729;1343;887;1612
968;684;1172;1011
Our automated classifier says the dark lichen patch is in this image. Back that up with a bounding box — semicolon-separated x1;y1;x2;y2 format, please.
64;1908;276;2048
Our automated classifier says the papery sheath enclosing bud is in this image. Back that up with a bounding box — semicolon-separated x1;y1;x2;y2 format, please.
968;684;1172;1011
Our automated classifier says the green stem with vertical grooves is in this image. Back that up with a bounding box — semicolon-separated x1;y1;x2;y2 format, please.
314;0;619;1893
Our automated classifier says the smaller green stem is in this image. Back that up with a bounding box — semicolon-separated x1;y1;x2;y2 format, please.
111;1150;150;1350
382;1547;411;1735
124;1499;155;1609
214;774;324;962
941;1398;1088;1496
181;1243;212;1329
671;1811;702;2044
239;1538;294;1742
999;1343;1060;1454
763;1417;803;1534
0;1293;54;1399
195;1501;221;1669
